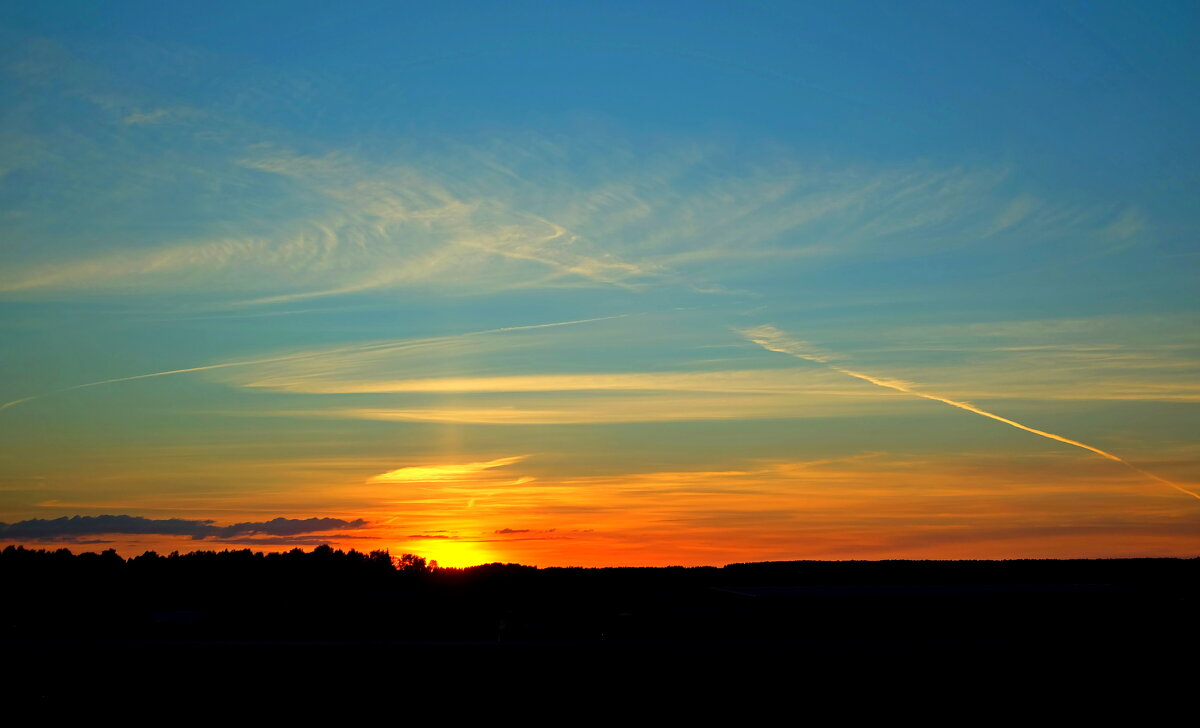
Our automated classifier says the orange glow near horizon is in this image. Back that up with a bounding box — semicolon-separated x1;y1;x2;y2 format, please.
12;449;1193;567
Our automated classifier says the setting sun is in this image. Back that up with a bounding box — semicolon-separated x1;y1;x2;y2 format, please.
409;539;498;569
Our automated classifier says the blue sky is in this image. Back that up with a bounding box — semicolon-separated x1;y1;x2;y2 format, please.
1;1;1197;565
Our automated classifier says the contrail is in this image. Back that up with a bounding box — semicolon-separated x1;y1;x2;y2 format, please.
491;313;631;333
742;324;1200;501
2;313;632;412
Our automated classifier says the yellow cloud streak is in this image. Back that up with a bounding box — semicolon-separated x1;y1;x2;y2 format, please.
236;369;874;395
368;455;528;483
321;390;893;425
742;325;1200;501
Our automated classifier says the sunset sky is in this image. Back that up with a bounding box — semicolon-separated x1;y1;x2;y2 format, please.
2;1;1198;566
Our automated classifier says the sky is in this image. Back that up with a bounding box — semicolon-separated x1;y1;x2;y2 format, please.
1;1;1198;566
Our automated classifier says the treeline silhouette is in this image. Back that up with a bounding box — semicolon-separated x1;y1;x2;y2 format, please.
4;543;1198;646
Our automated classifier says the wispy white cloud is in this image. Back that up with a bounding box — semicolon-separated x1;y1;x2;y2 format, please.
122;106;199;126
0;114;1140;305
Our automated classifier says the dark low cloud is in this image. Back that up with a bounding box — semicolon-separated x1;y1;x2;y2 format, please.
467;536;569;543
0;515;369;542
211;517;368;539
207;534;378;546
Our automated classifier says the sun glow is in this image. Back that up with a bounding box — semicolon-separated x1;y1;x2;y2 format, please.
408;538;498;569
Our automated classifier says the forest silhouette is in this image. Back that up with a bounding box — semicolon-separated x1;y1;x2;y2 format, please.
4;543;1198;644
4;543;1198;705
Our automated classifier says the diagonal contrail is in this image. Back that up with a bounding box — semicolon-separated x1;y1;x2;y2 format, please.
742;324;1200;501
1;313;631;412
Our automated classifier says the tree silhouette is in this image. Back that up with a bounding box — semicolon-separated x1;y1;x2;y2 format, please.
396;553;428;573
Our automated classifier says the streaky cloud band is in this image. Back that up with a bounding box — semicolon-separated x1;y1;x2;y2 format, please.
0;313;632;412
742;324;1200;502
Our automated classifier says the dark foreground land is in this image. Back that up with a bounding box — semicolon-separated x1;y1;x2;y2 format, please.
3;545;1197;706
